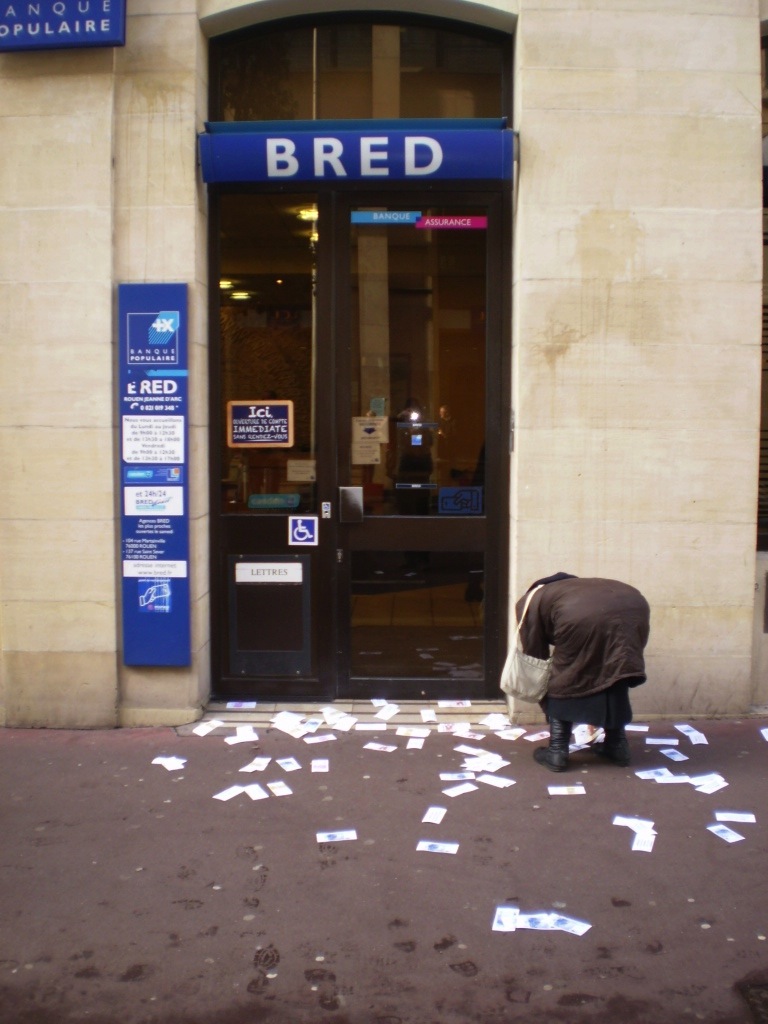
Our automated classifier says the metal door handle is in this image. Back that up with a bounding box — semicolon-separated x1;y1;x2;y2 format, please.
339;486;364;523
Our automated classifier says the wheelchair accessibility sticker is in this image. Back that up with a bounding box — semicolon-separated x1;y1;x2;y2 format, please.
288;516;318;546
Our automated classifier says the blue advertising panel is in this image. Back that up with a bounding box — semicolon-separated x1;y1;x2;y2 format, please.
118;284;190;666
198;119;516;184
0;1;126;52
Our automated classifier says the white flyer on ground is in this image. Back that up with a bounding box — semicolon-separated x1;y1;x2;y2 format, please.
266;781;292;797
364;742;397;752
660;748;689;761
477;774;516;788
492;906;519;932
396;726;430;738
422;806;447;824
376;703;400;721
304;733;338;744
675;723;708;744
239;756;271;773
708;823;744;843
421;708;438;723
213;785;244;801
690;773;728;794
193;718;224;737
407;737;425;749
613;815;656;833
244;783;270;801
417;840;459;854
225;725;260;745
442;782;479;797
631;831;656;852
715;811;756;823
276;757;302;772
317;830;357;843
496;727;527;741
311;759;329;773
548;784;586;796
152;756;186;771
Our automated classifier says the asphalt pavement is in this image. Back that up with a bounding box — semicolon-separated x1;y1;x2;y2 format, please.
1;704;767;1024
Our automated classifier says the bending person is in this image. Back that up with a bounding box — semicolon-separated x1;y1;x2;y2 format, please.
515;573;650;772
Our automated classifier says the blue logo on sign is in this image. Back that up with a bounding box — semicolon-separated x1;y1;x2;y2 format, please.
439;487;484;515
148;311;179;346
138;579;172;613
288;516;318;546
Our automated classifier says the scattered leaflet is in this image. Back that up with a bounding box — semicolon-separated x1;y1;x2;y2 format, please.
477;774;516;788
244;783;269;801
311;759;329;773
495;727;527;741
422;806;447;824
213;785;244;801
675;723;708;744
660;748;689;762
239;756;271;773
271;711;310;739
417;840;459;854
192;718;225;737
151;756;186;771
364;742;397;752
225;725;259;745
442;782;478;798
708;824;744;843
493;907;590;935
548;784;586;796
317;830;357;842
266;781;292;797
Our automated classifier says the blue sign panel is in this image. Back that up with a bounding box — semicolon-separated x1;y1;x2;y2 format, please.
199;119;515;184
439;487;484;515
0;1;126;52
288;516;318;546
118;284;190;666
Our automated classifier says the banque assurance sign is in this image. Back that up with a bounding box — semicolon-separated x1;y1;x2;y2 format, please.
0;1;126;52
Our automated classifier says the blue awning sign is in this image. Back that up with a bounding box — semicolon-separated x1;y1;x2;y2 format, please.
199;119;516;184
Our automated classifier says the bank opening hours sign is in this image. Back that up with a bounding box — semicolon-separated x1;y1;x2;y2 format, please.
227;401;294;448
118;283;190;667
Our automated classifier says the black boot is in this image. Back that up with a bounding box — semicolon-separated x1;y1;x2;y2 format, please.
594;727;630;767
533;718;572;772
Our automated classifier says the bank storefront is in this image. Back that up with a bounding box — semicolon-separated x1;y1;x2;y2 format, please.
0;1;764;727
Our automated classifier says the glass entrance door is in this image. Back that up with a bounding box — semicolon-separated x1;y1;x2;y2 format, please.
337;194;501;699
211;189;507;701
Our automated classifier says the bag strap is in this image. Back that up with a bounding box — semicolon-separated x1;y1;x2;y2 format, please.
515;585;543;645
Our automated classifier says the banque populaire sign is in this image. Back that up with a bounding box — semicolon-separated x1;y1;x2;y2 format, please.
0;1;126;52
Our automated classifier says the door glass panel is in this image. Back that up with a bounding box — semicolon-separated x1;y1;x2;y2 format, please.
348;205;487;684
349;209;486;517
351;551;484;683
218;194;318;514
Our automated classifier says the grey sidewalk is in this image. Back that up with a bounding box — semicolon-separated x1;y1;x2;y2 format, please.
1;705;767;1024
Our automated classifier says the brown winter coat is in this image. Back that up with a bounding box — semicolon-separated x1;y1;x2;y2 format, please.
515;577;650;700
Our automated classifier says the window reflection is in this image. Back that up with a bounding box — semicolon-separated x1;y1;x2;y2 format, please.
214;21;505;122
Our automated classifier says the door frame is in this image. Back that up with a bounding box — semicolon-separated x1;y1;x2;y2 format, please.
207;180;512;701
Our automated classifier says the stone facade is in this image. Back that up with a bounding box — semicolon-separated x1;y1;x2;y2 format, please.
0;0;764;726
